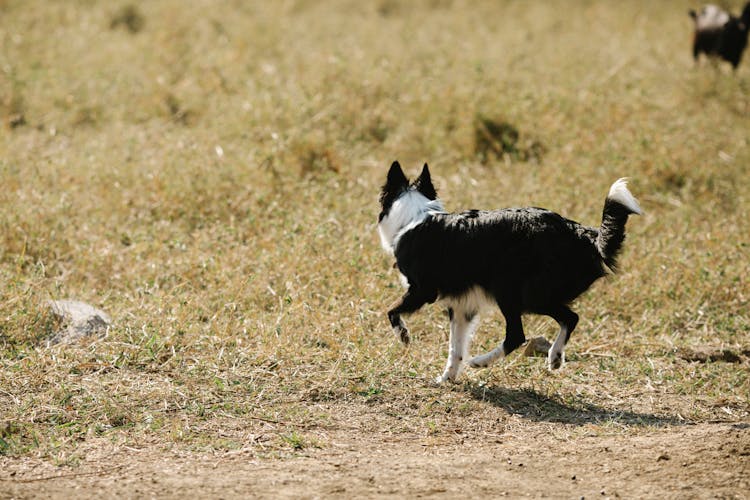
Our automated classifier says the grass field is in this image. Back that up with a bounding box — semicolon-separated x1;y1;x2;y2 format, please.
1;0;749;496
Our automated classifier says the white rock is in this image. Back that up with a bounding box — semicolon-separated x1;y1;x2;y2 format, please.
47;300;111;346
523;336;552;357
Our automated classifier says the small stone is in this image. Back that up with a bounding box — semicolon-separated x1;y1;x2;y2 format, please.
523;336;552;357
47;300;111;346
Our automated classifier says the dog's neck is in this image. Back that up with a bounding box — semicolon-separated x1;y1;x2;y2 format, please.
379;190;444;255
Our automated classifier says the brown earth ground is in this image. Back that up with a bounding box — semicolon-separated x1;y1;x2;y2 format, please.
2;399;748;499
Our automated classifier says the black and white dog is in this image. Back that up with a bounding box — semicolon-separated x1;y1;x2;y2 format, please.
689;3;750;69
378;162;642;384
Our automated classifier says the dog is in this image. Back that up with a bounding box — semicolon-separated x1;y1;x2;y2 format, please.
689;3;750;69
378;162;642;383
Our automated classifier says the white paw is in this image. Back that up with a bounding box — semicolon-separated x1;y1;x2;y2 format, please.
392;325;410;345
547;348;565;370
468;356;487;368
435;370;460;384
469;348;503;368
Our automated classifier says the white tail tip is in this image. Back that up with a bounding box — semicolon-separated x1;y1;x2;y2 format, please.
608;178;643;215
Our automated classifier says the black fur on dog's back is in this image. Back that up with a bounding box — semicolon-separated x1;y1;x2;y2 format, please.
394;207;606;315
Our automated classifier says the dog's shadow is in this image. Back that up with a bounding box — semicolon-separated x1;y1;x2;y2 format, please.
467;384;684;427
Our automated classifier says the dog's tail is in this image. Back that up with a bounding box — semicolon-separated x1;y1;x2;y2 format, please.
596;178;642;270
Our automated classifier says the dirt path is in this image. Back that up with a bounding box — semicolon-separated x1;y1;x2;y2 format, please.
3;418;748;499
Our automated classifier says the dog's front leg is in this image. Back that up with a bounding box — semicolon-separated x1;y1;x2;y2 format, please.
387;287;434;346
437;309;479;384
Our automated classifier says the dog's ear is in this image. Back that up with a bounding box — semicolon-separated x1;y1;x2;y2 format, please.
379;161;409;215
413;163;437;200
386;161;408;190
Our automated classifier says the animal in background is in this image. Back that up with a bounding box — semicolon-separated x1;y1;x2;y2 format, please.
377;162;642;384
689;3;750;69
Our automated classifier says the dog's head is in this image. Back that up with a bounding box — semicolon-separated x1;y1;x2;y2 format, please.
691;4;730;30
378;161;439;253
378;161;437;221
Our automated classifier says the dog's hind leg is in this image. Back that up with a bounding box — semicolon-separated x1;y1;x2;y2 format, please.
468;308;524;369
387;287;436;345
437;308;480;384
545;305;579;370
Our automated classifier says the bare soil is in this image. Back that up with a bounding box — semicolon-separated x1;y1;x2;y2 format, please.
2;402;748;499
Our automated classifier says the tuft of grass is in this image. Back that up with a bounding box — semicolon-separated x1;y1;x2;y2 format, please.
280;431;319;451
110;5;145;34
474;115;545;164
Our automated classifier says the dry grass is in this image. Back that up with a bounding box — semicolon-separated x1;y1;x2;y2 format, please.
1;0;748;462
